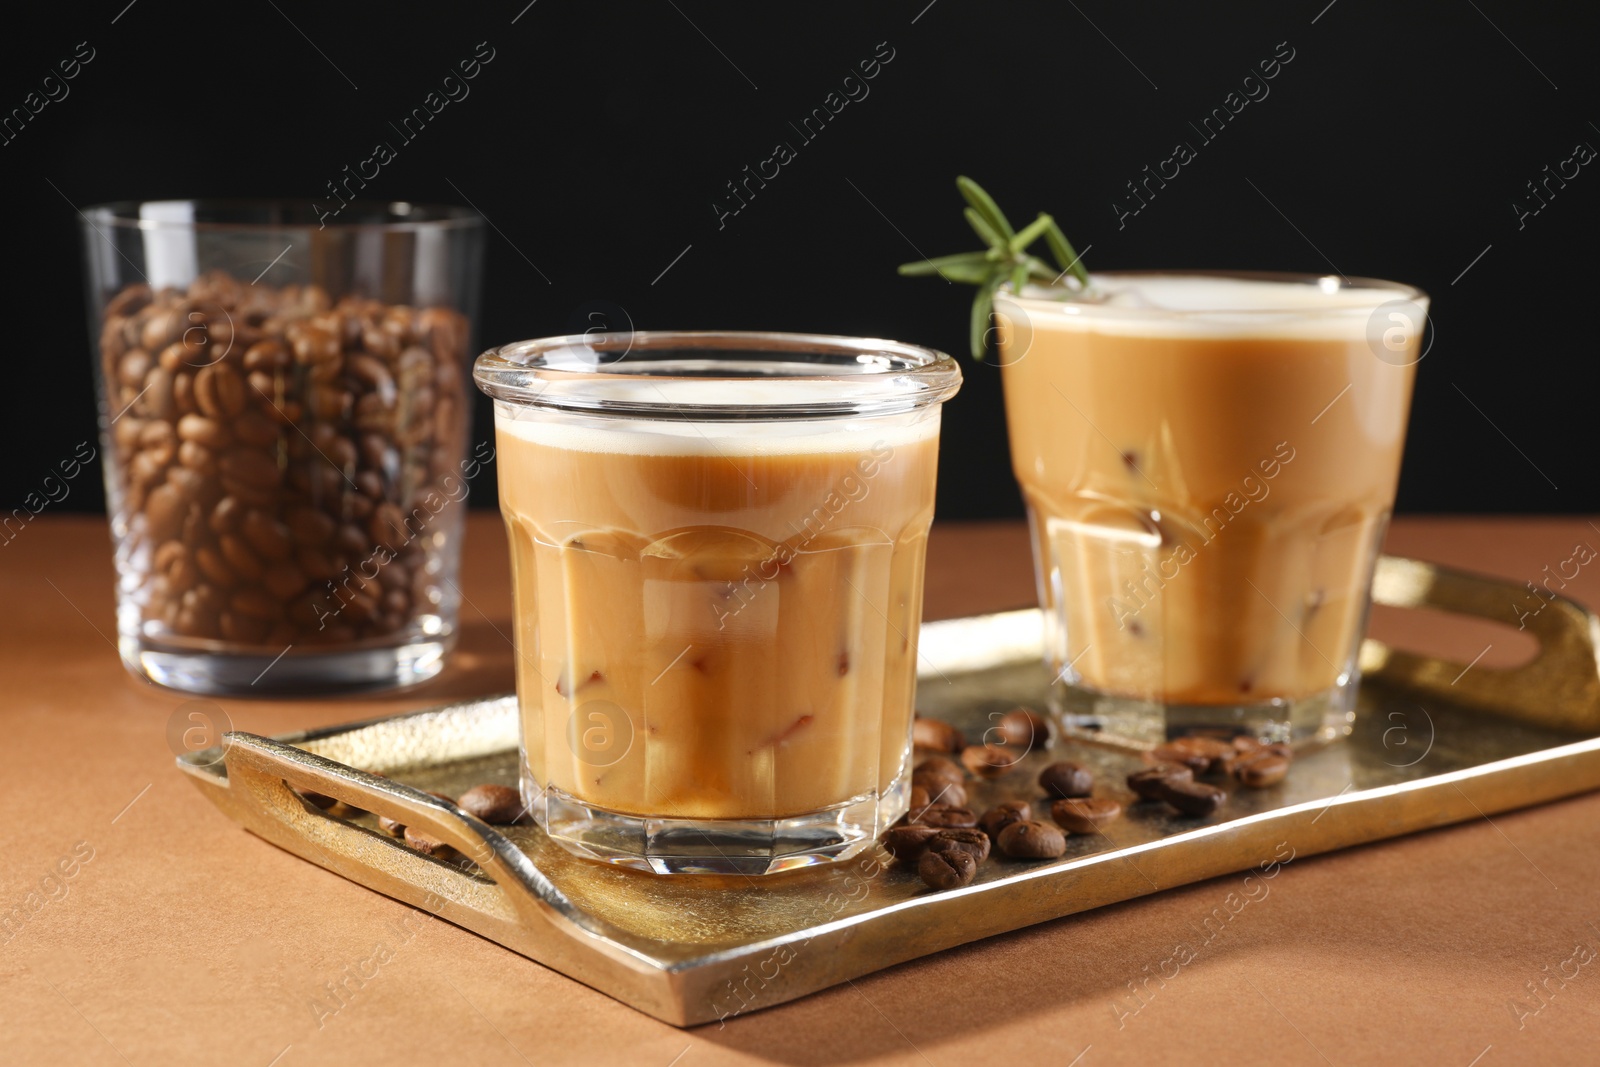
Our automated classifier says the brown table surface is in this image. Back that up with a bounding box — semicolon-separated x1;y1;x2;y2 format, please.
4;514;1599;1066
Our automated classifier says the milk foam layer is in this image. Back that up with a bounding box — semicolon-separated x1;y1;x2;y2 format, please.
494;379;939;456
1001;274;1427;339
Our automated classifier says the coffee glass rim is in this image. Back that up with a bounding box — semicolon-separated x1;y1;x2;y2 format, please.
997;269;1429;318
475;330;962;421
83;198;483;233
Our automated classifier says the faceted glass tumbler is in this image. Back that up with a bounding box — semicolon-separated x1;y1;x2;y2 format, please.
475;331;961;874
81;200;485;695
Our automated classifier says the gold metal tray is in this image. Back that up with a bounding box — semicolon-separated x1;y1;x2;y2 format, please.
177;556;1600;1027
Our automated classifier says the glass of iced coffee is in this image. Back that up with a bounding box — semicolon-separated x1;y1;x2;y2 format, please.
992;272;1427;744
474;332;960;874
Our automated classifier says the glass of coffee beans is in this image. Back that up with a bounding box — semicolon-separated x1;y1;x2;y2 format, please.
80;200;485;694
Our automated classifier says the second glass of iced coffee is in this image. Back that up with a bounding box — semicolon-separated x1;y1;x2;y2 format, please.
993;272;1427;744
474;331;960;874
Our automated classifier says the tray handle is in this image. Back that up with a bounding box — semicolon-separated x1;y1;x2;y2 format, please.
1364;555;1600;731
219;731;583;936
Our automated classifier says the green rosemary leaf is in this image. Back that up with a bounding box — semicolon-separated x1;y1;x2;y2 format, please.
900;178;1091;360
969;277;996;360
1044;217;1090;287
897;251;993;281
957;176;1015;240
963;207;1005;249
1009;213;1052;254
1023;254;1058;280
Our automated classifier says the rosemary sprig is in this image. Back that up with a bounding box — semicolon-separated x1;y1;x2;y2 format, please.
898;176;1089;359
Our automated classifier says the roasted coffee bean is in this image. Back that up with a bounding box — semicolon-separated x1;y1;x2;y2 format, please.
1127;763;1194;800
240;509;292;560
195;363;246;418
1153;737;1237;776
457;784;525;824
233;410;280;448
979;801;1032;839
243;339;291;373
1158;779;1226;817
912;756;965;790
177;439;216;477
997;707;1051;749
928;827;991;863
260;561;308;601
403;824;456;860
290;323;340;366
336;522;371;557
907;785;931;812
1233;752;1290;788
171;369;196;415
195;545;237;589
208;496;244;535
286;505;336;546
219;610;269;645
906;804;978;829
911;777;967;810
961;744;1018;779
144;483;188;544
915;755;960;790
220;449;279;488
884;824;941;862
997;820;1067;860
1039;761;1094;799
918;847;977;891
912;716;965;753
1051;797;1123;835
226;587;280;622
219;535;264;582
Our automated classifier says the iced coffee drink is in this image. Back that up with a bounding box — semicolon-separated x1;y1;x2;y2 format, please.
474;332;960;874
993;273;1426;742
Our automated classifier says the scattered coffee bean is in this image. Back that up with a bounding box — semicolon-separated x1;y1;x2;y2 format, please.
1127;763;1194;800
1050;797;1123;835
913;756;965;790
457;784;525;824
906;804;978;829
1233;752;1290;788
918;847;978;891
961;743;1017;779
884;824;941;862
928;827;991;863
912;778;967;810
1153;737;1236;776
1157;779;1226;817
912;716;965;753
996;707;1050;749
1038;761;1094;799
979;800;1032;839
997;819;1068;860
403;824;457;859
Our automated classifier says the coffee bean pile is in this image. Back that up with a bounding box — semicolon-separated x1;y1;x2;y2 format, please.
96;272;471;649
893;717;1297;892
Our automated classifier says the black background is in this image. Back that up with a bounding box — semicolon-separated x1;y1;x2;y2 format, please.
3;0;1594;520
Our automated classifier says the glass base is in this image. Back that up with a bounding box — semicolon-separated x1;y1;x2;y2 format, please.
121;632;452;696
532;776;908;876
1050;670;1359;746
